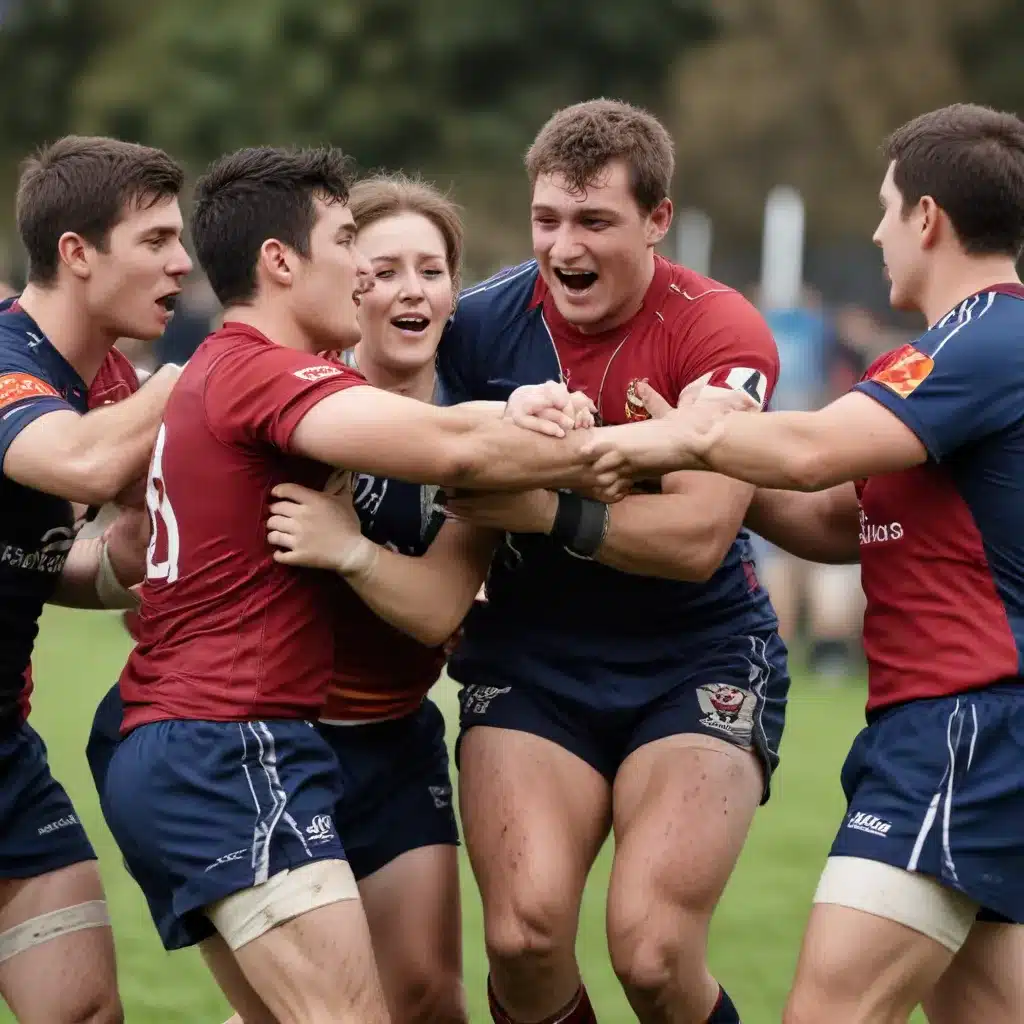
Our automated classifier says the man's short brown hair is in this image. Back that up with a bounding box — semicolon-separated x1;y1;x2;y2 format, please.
191;146;354;307
17;136;185;286
526;99;675;213
884;104;1024;258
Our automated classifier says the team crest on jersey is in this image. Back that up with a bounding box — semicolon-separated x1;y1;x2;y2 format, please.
695;683;757;744
293;364;343;383
870;344;934;399
624;378;651;421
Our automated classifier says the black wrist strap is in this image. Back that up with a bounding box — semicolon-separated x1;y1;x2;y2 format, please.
550;492;609;558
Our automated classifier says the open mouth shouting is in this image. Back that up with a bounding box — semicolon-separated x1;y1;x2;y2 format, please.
553;268;599;297
390;313;431;336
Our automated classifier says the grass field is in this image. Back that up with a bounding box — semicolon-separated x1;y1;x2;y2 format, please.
7;607;927;1023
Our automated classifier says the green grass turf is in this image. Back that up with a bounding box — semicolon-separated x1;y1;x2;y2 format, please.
4;606;927;1023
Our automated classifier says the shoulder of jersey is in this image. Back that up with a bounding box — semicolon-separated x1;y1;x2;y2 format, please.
659;262;744;321
918;288;1023;358
0;314;42;364
453;260;540;327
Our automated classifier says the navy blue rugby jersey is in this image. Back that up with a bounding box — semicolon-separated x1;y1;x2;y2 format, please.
0;301;89;726
437;256;782;701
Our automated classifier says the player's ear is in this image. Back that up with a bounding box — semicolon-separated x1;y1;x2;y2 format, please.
644;198;673;248
57;231;92;280
260;239;295;288
918;195;942;251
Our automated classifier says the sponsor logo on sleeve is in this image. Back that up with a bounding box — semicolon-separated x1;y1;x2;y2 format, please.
0;373;60;410
293;364;344;383
870;344;934;399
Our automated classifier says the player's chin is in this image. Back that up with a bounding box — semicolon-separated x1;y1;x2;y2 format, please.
551;293;608;330
887;282;916;313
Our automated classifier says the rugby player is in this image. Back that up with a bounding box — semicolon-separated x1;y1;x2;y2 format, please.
0;136;190;1023
600;103;1024;1024
156;172;489;1024
97;146;632;1024
431;99;788;1024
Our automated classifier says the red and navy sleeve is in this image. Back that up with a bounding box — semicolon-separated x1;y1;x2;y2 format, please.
0;353;77;467
855;292;1020;461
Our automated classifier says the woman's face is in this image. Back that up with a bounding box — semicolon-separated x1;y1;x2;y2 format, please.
355;211;454;375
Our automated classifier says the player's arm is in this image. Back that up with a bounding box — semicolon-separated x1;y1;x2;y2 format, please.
745;484;861;564
288;386;615;495
2;364;180;505
589;379;928;491
267;482;498;647
50;507;148;609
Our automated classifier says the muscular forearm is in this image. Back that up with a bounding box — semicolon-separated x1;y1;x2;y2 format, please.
5;366;176;505
70;376;173;499
343;547;482;648
745;485;861;564
50;537;113;609
450;419;603;491
591;492;728;582
701;411;832;490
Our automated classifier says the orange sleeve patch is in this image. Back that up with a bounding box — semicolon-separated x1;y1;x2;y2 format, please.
870;345;934;398
0;373;61;410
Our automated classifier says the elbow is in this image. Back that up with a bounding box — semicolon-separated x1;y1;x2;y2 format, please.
407;611;464;649
783;443;835;492
61;456;126;506
80;458;130;506
677;526;735;583
433;436;489;489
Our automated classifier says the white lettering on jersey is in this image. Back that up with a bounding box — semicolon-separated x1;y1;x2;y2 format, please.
859;507;904;546
146;423;181;582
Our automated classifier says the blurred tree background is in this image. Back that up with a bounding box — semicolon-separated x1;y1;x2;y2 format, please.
0;0;1020;293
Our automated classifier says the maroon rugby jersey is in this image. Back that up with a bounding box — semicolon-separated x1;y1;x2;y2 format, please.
119;323;366;732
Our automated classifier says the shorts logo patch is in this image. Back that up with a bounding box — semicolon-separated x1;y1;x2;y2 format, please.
461;685;511;715
205;848;247;872
846;811;892;837
0;372;60;411
695;683;757;744
36;813;79;836
870;344;934;399
293;364;343;383
305;814;337;844
428;784;452;810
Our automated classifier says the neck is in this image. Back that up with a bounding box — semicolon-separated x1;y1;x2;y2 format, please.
920;254;1022;327
575;249;657;335
221;302;318;353
352;342;436;402
17;282;117;385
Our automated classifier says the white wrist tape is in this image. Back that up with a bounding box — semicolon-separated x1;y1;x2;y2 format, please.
96;540;140;609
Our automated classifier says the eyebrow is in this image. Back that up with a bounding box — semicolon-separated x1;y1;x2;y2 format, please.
335;224;357;240
141;225;180;239
370;251;447;262
530;204;620;219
